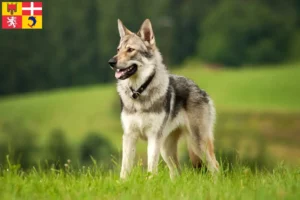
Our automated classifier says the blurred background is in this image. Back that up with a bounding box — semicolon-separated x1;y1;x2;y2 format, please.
0;0;300;170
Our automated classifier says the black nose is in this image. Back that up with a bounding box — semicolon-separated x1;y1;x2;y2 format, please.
108;57;117;67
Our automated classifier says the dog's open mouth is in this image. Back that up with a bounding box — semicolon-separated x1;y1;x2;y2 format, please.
114;64;138;80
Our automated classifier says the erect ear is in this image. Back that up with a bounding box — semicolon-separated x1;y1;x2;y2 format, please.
118;19;133;38
137;19;155;46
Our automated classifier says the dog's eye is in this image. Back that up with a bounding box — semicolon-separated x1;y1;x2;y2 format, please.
117;48;120;52
127;48;134;53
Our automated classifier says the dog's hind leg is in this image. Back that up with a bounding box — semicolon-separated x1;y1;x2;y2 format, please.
187;135;219;173
160;128;182;179
188;146;203;169
186;111;219;173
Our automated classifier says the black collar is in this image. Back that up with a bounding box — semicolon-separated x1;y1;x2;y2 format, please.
130;71;156;99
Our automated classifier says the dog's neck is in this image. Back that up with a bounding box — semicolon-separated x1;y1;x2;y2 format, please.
117;51;169;101
129;70;156;99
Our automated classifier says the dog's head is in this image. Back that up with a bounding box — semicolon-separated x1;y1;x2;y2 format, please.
108;19;157;80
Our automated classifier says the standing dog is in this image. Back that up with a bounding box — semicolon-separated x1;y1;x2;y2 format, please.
108;19;219;179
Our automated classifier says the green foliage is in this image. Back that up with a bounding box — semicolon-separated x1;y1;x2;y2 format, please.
289;29;300;61
79;132;118;168
0;123;39;169
44;129;73;169
0;0;299;95
199;0;297;66
0;124;118;170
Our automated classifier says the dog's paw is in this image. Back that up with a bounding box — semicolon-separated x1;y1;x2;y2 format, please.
120;172;129;180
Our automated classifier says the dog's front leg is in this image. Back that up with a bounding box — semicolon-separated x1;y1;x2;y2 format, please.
120;134;138;179
147;137;161;174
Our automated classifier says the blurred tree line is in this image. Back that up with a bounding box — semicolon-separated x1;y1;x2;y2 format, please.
0;123;118;170
0;0;299;95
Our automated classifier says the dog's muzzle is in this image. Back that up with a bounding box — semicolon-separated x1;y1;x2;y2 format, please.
108;57;117;68
114;64;138;80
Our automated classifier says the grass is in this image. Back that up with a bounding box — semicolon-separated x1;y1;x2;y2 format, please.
0;164;299;200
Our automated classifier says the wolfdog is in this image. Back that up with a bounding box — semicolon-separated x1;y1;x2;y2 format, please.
108;19;219;179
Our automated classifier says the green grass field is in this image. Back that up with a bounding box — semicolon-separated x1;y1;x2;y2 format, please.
0;164;299;199
0;63;300;199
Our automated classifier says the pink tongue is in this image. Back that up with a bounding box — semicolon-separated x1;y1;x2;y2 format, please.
115;71;124;79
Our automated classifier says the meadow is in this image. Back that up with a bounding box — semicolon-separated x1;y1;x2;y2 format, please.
0;63;300;199
0;164;299;200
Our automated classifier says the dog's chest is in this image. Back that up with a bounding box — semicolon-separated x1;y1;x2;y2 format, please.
121;110;166;138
